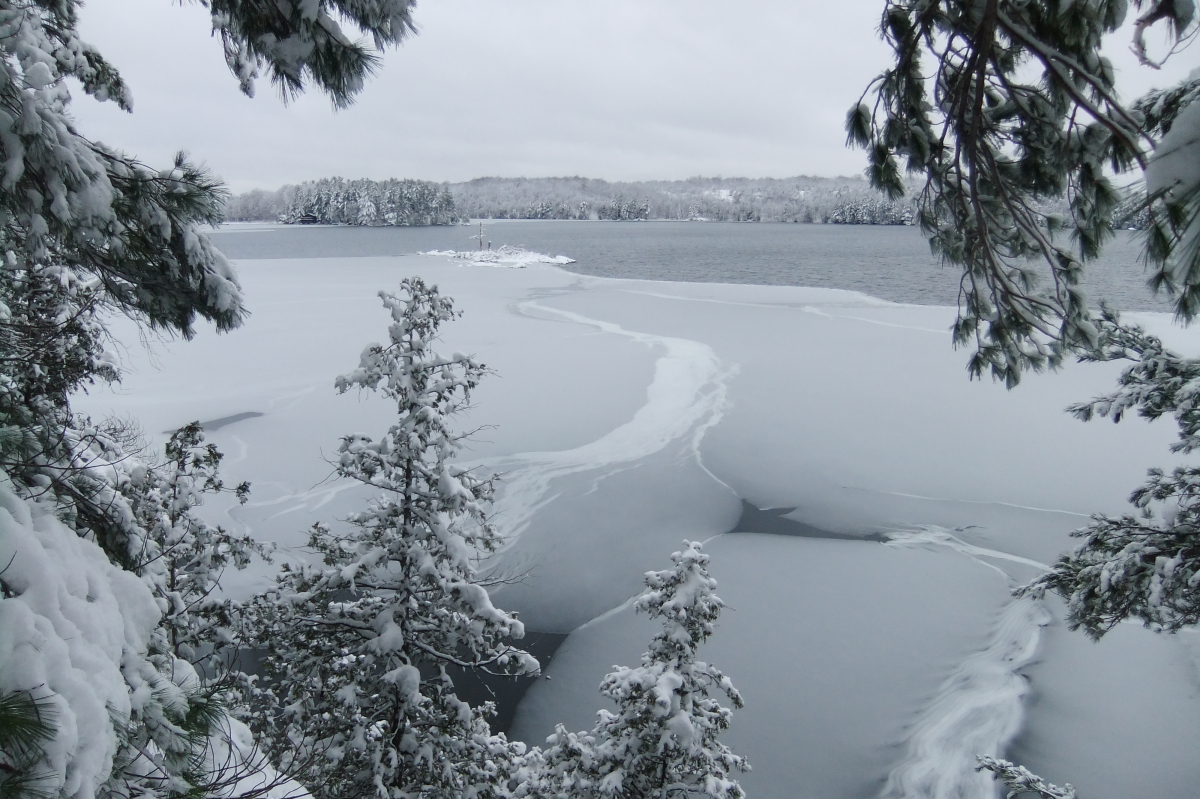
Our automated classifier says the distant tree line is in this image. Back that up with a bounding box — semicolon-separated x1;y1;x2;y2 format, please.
224;175;922;225
447;175;918;223
225;177;458;225
1112;190;1151;230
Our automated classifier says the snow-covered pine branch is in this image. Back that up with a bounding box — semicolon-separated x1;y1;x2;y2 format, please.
849;0;1198;386
203;0;417;107
248;278;536;799
1011;316;1200;636
0;688;56;799
0;2;425;797
977;757;1077;799
531;541;747;799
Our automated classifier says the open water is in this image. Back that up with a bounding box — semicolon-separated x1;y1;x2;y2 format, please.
210;219;1172;312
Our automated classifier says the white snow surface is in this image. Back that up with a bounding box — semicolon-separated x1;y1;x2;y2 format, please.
207;717;310;799
0;478;160;799
879;530;1052;799
74;255;1200;799
1147;100;1200;199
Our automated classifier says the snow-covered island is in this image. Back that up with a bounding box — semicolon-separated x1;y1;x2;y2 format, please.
424;245;576;267
64;252;1200;799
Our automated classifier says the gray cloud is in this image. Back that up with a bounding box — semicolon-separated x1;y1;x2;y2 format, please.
70;0;1197;192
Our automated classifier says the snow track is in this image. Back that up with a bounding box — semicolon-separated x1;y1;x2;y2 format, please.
880;527;1051;799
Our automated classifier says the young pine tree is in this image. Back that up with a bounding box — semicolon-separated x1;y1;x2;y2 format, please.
98;422;273;798
534;541;747;799
250;278;537;799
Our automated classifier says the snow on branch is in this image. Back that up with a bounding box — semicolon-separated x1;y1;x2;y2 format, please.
247;278;536;799
532;541;747;799
977;756;1077;799
850;0;1197;386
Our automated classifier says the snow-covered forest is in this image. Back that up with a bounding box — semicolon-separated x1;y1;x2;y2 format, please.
223;175;919;224
272;177;459;225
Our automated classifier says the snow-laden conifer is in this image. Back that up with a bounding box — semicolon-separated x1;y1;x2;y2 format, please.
280;177;457;226
0;2;425;795
249;278;536;799
533;541;746;799
1008;314;1200;637
851;0;1199;791
0;689;56;799
204;0;417;106
849;0;1198;387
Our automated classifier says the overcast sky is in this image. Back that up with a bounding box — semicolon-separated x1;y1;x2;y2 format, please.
69;0;1196;193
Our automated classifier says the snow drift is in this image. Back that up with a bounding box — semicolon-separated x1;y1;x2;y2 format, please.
0;478;159;799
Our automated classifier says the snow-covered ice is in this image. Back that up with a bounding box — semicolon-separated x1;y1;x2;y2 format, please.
75;254;1200;799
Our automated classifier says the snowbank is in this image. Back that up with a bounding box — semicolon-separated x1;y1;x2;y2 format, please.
423;245;575;267
0;478;160;799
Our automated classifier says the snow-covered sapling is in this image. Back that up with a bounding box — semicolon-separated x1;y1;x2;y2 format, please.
250;278;536;799
537;541;747;799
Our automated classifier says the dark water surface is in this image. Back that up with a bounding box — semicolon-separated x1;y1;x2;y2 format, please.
211;220;1171;312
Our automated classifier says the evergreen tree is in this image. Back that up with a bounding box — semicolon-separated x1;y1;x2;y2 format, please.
847;0;1196;387
850;0;1199;792
280;177;459;226
248;278;537;799
975;757;1076;799
0;1;421;797
532;542;746;799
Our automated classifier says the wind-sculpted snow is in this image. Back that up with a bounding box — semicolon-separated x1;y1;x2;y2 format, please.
878;595;1049;799
882;527;1052;799
483;298;732;547
883;526;1051;574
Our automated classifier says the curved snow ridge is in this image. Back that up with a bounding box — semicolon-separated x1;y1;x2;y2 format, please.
882;490;1091;518
884;526;1050;575
879;595;1051;799
481;299;733;549
520;300;726;465
880;527;1052;799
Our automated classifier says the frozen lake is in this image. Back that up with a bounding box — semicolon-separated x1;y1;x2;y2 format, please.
76;231;1200;799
